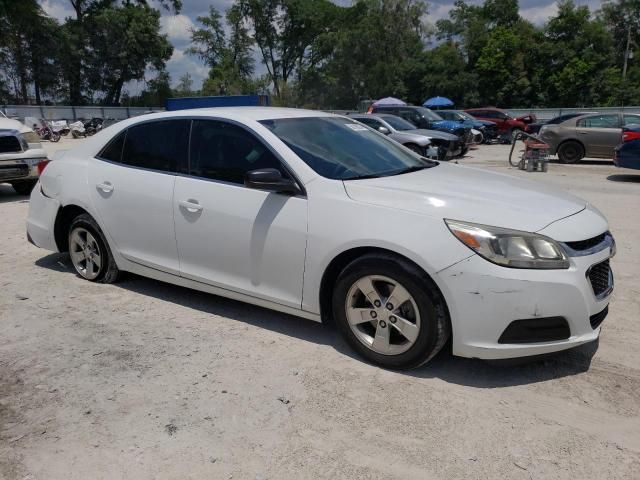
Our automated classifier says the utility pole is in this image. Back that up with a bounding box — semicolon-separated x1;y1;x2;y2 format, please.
623;24;632;80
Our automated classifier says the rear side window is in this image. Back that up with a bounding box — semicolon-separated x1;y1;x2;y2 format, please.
623;115;640;126
122;120;190;173
577;115;619;128
98;131;126;162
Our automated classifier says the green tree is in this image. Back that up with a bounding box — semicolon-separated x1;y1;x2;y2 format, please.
188;5;255;95
85;4;172;105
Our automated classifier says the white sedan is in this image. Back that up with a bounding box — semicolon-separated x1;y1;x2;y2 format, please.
27;108;615;369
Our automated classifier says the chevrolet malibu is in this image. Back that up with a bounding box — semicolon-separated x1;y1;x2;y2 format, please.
27;108;615;369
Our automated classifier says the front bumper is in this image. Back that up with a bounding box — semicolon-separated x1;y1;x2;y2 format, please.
437;243;613;360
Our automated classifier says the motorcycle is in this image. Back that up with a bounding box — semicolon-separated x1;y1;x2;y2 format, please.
84;117;103;136
33;120;60;142
69;120;87;138
50;120;70;136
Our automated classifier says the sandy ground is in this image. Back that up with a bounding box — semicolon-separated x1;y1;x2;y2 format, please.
1;138;639;479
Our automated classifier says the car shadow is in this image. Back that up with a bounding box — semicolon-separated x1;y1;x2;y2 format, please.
0;184;29;204
607;173;640;183
34;252;598;388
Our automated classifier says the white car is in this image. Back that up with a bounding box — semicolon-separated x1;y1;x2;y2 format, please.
0;112;49;194
27;108;615;369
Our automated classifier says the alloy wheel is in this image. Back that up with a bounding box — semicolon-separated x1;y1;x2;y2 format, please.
345;275;421;355
69;227;102;280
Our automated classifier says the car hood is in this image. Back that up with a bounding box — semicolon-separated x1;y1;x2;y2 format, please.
407;129;458;141
343;163;587;233
432;120;466;132
0;117;32;134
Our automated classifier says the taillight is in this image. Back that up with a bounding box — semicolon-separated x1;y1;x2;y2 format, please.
37;159;50;175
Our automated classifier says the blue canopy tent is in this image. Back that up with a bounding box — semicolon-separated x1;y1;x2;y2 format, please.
423;96;454;109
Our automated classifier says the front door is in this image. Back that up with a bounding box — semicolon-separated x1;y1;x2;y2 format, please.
173;119;308;308
88;120;190;274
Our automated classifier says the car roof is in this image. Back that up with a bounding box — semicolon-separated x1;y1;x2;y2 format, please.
128;107;335;123
465;107;503;112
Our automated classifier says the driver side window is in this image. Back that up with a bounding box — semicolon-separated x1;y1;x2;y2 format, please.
189;120;290;185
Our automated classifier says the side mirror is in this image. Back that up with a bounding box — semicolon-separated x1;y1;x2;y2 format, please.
378;126;390;135
244;168;300;195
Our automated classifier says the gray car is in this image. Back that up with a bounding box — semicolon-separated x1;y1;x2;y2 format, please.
539;112;640;163
351;114;462;160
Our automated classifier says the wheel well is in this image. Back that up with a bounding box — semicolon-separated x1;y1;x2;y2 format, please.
318;247;448;325
54;204;89;252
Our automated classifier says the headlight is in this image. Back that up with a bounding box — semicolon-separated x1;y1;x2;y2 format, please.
445;220;570;269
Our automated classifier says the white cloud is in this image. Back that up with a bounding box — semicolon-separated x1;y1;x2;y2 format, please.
520;2;559;24
40;0;75;21
160;14;196;43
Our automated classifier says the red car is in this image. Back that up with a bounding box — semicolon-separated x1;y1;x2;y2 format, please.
464;108;535;136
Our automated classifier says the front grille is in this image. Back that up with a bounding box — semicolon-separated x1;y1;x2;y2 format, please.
566;232;607;251
590;306;608;329
587;259;612;297
0;135;22;153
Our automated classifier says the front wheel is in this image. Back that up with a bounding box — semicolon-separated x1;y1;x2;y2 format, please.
332;253;450;369
68;214;120;283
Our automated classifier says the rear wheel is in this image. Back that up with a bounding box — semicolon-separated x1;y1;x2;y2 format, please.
332;253;450;369
557;141;584;164
51;132;61;142
11;179;37;195
68;214;120;283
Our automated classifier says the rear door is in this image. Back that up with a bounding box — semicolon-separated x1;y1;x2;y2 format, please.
88;119;190;274
575;114;622;157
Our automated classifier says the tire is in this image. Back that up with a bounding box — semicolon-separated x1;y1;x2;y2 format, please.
68;213;120;283
459;146;469;157
332;253;450;369
11;179;37;195
51;132;61;142
557;141;584;164
405;143;424;156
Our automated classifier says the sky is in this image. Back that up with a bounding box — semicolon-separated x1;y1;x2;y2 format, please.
39;0;604;95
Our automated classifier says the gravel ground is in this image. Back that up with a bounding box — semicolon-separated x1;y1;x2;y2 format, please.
1;138;639;479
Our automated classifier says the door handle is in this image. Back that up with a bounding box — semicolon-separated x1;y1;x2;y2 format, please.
179;199;203;213
97;181;114;193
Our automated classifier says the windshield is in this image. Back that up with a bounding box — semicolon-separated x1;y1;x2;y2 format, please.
260;117;437;180
379;115;415;131
456;111;476;121
414;107;444;121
